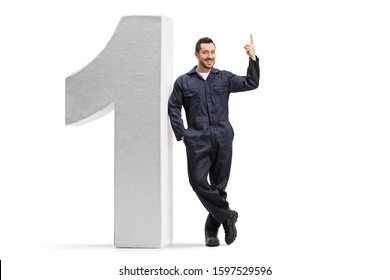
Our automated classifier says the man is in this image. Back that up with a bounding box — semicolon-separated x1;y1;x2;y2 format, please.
168;35;260;246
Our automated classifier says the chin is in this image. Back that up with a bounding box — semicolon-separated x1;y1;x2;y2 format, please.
203;61;214;68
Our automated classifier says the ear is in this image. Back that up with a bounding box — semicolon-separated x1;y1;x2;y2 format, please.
194;51;199;59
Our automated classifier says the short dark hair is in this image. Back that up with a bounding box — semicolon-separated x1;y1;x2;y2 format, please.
195;37;215;53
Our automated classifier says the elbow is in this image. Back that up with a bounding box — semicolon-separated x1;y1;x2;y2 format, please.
248;78;260;90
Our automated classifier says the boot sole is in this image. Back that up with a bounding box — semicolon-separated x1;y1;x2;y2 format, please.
225;211;238;245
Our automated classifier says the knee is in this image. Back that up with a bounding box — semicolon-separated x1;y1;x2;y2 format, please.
189;176;209;193
189;177;204;191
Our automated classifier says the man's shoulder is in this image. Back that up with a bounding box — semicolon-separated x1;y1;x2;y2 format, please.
215;69;232;74
175;67;196;80
212;68;234;79
185;66;198;75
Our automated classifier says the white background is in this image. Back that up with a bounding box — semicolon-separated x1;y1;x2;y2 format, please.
1;0;389;279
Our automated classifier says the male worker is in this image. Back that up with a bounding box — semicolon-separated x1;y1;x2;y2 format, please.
168;35;259;246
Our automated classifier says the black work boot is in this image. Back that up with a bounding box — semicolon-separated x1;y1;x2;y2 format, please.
205;227;220;247
223;210;238;245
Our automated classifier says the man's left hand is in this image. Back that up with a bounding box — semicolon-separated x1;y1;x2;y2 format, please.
244;34;256;61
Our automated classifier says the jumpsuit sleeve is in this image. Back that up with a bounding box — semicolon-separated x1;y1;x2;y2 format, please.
230;56;260;92
168;78;186;141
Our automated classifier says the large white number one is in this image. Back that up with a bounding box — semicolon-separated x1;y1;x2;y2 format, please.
65;16;173;248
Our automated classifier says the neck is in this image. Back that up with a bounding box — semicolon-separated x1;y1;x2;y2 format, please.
196;65;211;73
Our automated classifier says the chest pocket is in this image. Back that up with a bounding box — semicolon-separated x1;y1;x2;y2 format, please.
213;86;229;94
212;86;229;107
183;88;200;112
183;88;198;97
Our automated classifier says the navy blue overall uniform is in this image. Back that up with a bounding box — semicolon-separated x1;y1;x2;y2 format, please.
168;57;260;229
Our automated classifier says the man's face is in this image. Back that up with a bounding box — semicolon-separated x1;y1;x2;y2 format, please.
195;43;216;71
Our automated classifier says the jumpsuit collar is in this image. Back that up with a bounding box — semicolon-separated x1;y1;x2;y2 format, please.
188;66;220;75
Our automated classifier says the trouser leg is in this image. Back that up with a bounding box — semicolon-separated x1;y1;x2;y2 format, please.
185;135;231;224
205;122;234;228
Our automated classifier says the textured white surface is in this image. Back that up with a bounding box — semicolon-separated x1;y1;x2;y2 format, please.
65;16;173;247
